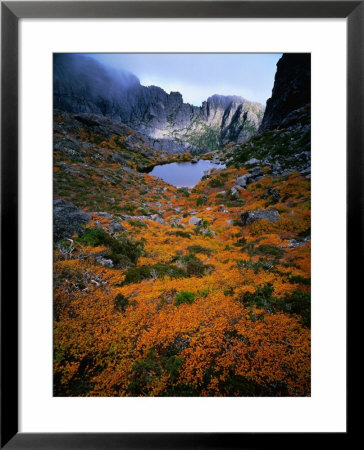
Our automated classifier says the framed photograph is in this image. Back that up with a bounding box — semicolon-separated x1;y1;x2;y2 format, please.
1;1;358;448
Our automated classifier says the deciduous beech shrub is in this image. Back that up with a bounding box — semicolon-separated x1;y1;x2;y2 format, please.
54;113;311;397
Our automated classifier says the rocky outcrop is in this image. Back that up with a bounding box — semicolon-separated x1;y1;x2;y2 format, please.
241;209;280;226
259;53;310;132
54;54;264;153
53;199;90;241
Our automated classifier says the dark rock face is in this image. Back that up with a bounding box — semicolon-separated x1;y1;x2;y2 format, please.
259;53;311;132
53;199;90;241
241;209;280;226
54;54;264;153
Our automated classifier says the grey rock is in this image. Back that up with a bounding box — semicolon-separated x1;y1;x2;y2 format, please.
189;217;202;226
123;215;150;221
249;167;263;178
230;186;241;197
53;199;90;242
241;209;280;226
235;174;251;188
169;216;182;225
282;236;310;248
245;158;260;166
109;222;124;233
200;228;215;236
150;214;165;225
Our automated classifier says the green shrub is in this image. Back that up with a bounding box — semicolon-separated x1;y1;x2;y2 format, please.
255;244;284;258
288;275;311;286
182;254;212;277
241;284;311;327
122;264;186;285
128;220;147;228
128;350;184;396
114;293;129;312
208;178;224;188
76;229;144;267
174;291;196;306
120;204;136;214
167;230;191;239
196;196;206;206
187;245;212;255
122;266;151;285
284;290;311;327
242;284;275;309
177;189;190;198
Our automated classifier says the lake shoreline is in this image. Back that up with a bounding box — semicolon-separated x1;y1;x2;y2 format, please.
146;159;226;188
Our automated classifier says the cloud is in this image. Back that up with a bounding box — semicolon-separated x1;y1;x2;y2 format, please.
87;53;282;106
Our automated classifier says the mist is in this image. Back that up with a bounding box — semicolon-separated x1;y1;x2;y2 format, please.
87;53;282;106
54;53;140;102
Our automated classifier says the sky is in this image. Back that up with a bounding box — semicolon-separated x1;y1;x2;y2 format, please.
88;53;282;107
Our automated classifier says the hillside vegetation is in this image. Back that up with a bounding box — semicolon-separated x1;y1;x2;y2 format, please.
53;111;311;397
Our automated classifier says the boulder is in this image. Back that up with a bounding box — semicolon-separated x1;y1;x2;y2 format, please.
235;174;251;188
150;214;165;225
230;186;241;197
169;216;182;225
53;199;90;242
189;217;202;226
241;209;280;226
249;167;263;178
245;158;260;166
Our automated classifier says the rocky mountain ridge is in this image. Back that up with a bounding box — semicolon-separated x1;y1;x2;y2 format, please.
54;54;264;153
259;53;310;132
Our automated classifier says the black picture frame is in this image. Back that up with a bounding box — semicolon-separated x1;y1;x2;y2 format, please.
1;1;359;448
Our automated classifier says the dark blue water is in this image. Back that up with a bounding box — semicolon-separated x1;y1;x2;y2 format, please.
149;160;226;188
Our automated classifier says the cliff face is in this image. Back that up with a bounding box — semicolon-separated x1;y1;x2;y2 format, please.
54;54;264;153
259;53;311;132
